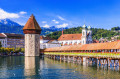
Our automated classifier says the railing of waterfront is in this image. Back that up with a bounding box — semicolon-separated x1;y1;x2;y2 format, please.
44;52;120;58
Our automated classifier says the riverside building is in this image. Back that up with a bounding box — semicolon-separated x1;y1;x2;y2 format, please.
58;24;93;46
0;33;24;48
40;36;61;49
0;33;7;47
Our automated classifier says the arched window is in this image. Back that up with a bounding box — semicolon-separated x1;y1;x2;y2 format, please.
83;32;85;36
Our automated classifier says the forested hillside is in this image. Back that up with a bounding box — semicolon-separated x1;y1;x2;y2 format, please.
46;26;120;40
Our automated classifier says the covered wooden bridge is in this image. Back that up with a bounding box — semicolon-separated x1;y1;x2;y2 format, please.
44;40;120;67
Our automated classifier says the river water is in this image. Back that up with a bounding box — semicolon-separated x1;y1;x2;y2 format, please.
0;56;120;79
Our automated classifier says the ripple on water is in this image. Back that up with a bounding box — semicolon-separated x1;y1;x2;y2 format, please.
0;57;120;79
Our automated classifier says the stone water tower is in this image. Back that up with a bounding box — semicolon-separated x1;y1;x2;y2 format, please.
23;14;41;56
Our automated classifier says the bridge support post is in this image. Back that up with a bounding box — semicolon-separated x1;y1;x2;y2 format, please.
68;56;70;63
114;60;116;67
73;56;75;62
106;59;108;67
99;59;102;66
83;57;87;66
108;59;111;67
86;58;89;64
64;55;65;62
81;57;83;64
97;58;99;66
54;55;55;60
77;56;79;63
60;55;61;63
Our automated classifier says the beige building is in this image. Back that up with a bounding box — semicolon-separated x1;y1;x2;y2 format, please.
0;33;24;48
40;36;61;49
0;33;7;47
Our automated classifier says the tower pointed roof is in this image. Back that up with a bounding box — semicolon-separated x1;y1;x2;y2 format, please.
88;26;91;30
23;14;41;30
82;24;87;29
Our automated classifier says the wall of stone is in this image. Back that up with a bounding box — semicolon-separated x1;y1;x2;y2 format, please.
25;34;40;56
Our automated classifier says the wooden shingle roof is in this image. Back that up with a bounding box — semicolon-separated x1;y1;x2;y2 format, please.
44;40;120;52
23;14;41;30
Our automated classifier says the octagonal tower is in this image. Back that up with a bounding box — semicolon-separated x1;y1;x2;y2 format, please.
23;14;41;56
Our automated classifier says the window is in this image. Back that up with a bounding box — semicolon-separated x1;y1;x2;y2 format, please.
83;32;85;35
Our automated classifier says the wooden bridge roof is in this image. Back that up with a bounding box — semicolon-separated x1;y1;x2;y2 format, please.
44;40;120;52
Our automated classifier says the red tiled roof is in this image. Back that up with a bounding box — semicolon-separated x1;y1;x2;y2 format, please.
23;14;41;30
44;40;120;52
58;34;82;41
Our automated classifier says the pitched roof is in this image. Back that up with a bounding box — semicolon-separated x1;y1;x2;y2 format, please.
58;34;82;41
44;40;120;52
23;14;41;30
4;33;24;38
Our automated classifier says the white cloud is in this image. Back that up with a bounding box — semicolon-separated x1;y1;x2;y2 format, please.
52;19;59;24
0;8;20;19
43;24;50;28
55;21;59;24
57;23;68;28
52;19;56;22
42;21;47;23
19;11;27;14
58;16;65;20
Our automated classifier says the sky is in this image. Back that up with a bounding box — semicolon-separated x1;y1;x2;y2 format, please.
0;0;120;29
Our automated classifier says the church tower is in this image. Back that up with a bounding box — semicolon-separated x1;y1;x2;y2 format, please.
87;26;92;43
81;24;87;45
23;14;41;56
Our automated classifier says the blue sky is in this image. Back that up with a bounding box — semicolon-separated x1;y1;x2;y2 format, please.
0;0;120;29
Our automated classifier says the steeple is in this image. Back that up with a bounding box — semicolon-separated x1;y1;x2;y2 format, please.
88;26;91;30
82;24;87;29
23;14;41;34
81;24;87;45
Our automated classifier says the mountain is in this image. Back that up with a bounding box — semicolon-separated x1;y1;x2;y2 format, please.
0;19;68;35
0;19;23;34
0;19;21;26
41;26;68;35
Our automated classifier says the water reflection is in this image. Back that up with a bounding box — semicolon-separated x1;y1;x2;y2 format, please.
24;57;36;76
24;57;40;79
44;57;120;79
0;56;120;78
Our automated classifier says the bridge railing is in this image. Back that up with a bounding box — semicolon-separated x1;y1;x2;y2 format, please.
44;52;120;58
